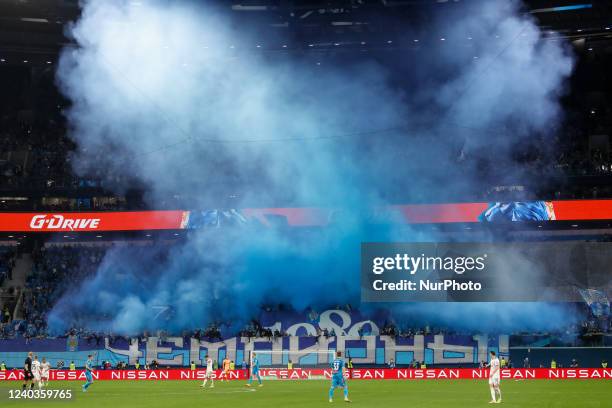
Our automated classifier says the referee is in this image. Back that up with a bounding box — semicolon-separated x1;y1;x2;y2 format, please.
23;351;34;390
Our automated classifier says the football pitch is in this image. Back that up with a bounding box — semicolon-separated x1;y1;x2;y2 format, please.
0;379;610;407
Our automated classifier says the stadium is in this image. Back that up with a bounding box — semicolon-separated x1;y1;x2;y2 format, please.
0;0;611;406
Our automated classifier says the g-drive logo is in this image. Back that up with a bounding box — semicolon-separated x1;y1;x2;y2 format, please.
29;215;101;231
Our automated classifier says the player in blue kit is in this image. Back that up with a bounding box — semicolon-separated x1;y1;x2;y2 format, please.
246;352;263;387
82;355;94;392
329;351;350;403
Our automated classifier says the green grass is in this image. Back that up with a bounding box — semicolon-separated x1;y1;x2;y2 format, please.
0;379;610;407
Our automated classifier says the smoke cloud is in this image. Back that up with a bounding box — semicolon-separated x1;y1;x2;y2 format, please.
49;0;577;335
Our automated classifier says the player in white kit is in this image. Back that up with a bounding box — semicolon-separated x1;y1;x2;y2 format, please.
487;351;502;404
200;354;214;389
40;357;51;387
31;356;42;389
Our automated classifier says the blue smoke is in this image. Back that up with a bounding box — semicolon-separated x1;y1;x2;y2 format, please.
48;0;578;335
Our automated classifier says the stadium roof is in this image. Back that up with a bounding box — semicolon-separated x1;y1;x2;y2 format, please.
0;0;611;65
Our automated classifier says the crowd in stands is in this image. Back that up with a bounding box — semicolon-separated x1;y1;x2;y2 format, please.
0;118;72;190
18;246;105;339
0;246;19;339
1;109;612;207
0;117;132;211
0;246;17;287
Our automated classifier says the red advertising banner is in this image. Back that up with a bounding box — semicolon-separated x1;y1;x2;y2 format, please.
0;211;189;232
392;203;489;224
0;368;610;381
2;199;612;231
550;199;612;221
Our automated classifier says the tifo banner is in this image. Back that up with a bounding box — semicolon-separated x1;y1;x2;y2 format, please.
0;334;507;369
2;200;612;231
0;369;610;381
0;310;506;368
